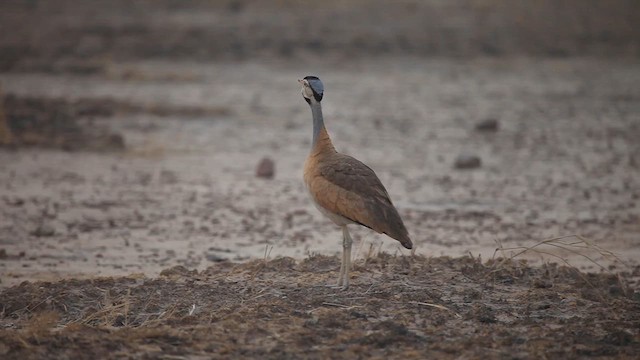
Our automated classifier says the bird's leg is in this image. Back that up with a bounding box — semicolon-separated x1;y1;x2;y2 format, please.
336;229;346;287
339;226;353;289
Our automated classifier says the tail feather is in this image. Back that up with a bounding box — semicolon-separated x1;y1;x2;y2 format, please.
386;228;413;249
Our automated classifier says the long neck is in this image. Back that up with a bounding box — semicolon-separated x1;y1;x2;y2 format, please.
310;101;324;145
309;100;335;154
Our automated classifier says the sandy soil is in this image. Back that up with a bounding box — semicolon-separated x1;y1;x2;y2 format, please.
1;1;639;358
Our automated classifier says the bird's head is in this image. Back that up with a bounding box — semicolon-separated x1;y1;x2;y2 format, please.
298;76;324;104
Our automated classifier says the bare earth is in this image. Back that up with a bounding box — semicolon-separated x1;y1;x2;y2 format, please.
1;1;639;358
1;255;639;359
1;58;639;285
1;55;638;359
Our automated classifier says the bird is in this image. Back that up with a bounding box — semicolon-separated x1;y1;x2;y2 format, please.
298;75;413;289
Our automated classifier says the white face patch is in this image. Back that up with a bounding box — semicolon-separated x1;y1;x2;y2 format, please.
300;80;314;99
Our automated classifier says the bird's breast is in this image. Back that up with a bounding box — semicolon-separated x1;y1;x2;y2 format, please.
304;154;353;227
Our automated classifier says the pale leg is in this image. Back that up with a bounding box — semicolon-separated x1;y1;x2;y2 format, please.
340;226;353;289
337;241;346;287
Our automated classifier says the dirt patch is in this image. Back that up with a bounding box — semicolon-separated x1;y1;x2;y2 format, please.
0;93;233;151
1;95;125;151
0;255;638;359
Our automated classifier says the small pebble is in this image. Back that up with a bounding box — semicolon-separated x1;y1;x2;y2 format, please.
475;118;499;132
454;154;482;169
205;253;226;262
256;157;275;179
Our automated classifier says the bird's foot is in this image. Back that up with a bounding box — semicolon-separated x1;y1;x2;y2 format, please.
326;284;349;291
326;279;349;291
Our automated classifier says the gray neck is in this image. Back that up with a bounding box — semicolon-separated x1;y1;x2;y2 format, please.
310;100;324;147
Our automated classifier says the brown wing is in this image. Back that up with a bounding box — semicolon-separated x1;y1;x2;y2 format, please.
318;153;413;249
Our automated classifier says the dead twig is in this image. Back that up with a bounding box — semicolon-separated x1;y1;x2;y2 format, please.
320;302;362;310
409;301;462;318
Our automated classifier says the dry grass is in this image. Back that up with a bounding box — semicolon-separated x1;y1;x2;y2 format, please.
489;234;634;298
409;301;462;319
492;234;630;271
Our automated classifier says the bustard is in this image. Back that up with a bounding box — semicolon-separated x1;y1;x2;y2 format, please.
299;76;413;289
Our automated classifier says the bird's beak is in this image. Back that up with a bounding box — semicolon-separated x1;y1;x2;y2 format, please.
297;79;303;84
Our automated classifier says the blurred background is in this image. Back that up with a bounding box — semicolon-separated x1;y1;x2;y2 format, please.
1;0;639;286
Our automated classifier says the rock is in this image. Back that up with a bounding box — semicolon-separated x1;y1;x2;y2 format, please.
31;223;56;237
256;157;275;179
5;197;25;206
205;253;226;262
454;154;482;169
475;118;499;132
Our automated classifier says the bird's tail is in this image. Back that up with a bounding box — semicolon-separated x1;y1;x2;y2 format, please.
397;234;413;250
385;227;413;249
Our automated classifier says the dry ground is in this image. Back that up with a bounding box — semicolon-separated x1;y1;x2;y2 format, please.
1;1;639;358
1;57;638;287
1;255;639;359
